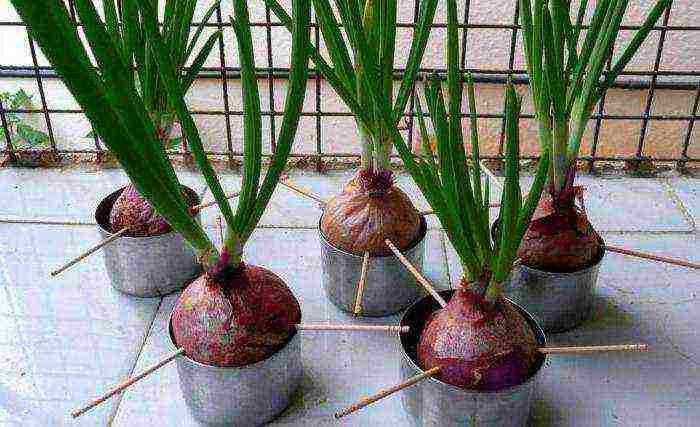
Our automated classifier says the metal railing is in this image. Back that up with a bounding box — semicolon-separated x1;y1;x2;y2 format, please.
0;0;698;171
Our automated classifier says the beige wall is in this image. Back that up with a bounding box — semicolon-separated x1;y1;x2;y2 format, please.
0;1;698;161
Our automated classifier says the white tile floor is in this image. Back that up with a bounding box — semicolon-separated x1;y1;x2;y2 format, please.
0;167;698;426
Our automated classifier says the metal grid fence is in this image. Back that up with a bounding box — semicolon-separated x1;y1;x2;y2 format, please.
0;0;698;171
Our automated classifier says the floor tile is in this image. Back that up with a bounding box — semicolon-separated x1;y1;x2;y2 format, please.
2;166;698;427
0;168;207;224
569;176;691;232
0;224;159;426
531;233;700;427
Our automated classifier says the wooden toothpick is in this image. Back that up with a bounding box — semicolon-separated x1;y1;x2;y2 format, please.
297;324;409;333
71;347;185;418
335;366;441;418
217;216;224;243
335;342;648;417
353;252;371;316
479;160;504;191
539;343;648;354
51;227;130;276
50;191;239;277
280;179;327;208
189;191;240;213
604;245;700;270
385;239;448;308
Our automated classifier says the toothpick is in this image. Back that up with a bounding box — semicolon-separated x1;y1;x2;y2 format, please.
385;239;448;308
71;347;185;418
335;342;649;417
479;160;504;191
190;191;240;213
353;252;371;316
51;227;130;276
538;343;648;354
604;245;700;270
280;179;327;207
51;191;239;277
296;324;409;333
334;366;442;418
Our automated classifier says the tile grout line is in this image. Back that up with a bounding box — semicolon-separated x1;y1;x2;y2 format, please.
0;219;95;226
659;177;697;233
600;229;696;236
107;296;164;426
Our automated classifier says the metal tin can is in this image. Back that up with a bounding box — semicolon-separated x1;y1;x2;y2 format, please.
399;290;546;426
95;186;201;297
168;312;302;426
319;216;427;317
504;249;604;333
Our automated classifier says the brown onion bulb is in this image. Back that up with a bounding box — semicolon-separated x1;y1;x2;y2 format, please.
320;170;422;256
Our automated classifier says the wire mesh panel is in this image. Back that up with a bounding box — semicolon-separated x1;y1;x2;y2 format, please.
0;0;698;171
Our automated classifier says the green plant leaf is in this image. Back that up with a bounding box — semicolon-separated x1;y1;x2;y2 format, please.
517;0;666;194
312;0;357;92
266;0;438;172
604;0;670;90
492;83;523;288
229;2;262;237
181;30;222;93
244;0;311;239
10;89;33;110
75;0;183;198
137;0;236;241
15;123;50;148
413;94;437;171
366;0;551;296
11;0;217;267
392;0;438;122
465;73;490;257
141;0;310;262
184;0;221;63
